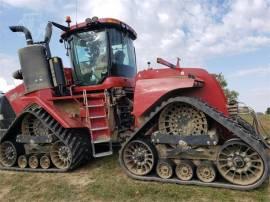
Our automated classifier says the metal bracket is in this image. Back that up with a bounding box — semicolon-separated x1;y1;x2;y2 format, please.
151;131;216;146
0;129;7;140
16;135;53;144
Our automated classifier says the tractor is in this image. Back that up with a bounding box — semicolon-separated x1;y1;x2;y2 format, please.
0;16;269;190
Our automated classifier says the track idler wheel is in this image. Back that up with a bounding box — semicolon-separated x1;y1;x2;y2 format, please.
217;140;265;186
40;154;51;169
156;159;174;179
196;162;216;183
18;155;28;168
0;141;17;167
50;141;72;169
175;160;194;181
122;139;157;176
29;155;39;169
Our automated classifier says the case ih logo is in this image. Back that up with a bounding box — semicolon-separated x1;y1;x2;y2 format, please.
9;92;23;102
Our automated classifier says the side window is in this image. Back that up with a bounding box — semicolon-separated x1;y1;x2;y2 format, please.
111;44;130;65
109;28;136;77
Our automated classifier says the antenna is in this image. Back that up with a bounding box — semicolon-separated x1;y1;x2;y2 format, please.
76;0;78;26
147;61;151;68
176;57;181;68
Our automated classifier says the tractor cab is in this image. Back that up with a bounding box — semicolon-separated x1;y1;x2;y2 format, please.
60;17;137;86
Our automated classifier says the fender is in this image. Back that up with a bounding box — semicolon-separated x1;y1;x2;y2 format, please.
5;85;84;129
133;67;228;125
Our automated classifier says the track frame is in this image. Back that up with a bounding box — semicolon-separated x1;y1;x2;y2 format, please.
119;96;270;190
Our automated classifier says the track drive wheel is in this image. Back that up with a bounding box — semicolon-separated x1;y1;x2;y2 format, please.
175;160;194;181
196;162;216;183
50;141;72;169
156;159;174;179
122;139;157;176
0;141;17;167
158;103;208;136
217;140;265;186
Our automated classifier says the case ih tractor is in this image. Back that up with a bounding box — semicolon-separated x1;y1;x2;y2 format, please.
0;17;269;190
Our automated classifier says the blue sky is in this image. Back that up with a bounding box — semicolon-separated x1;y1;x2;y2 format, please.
0;0;269;112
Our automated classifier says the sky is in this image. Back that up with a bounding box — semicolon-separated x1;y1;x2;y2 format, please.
0;0;269;112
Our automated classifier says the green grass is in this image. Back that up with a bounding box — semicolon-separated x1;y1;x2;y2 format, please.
241;114;270;136
0;115;269;202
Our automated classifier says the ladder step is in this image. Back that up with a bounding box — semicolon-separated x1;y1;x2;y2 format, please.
87;104;104;108
91;127;109;131
89;115;106;119
93;151;113;158
93;138;111;144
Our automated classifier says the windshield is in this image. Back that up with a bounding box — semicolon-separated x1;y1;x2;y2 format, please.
70;28;136;86
109;29;137;77
70;30;109;85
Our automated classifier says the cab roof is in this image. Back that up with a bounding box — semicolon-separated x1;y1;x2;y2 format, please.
61;17;137;40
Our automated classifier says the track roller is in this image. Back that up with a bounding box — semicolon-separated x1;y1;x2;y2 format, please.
175;160;194;181
196;162;216;183
40;154;51;169
18;155;28;168
122;139;157;176
28;155;39;169
156;159;174;179
0;141;17;167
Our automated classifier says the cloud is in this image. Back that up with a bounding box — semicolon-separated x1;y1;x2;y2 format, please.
240;87;270;112
53;0;270;69
1;0;53;10
2;0;270;69
0;53;24;93
0;77;21;93
229;66;270;78
0;53;19;79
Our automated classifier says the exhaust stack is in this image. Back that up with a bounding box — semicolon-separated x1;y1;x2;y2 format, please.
10;22;66;96
9;26;33;45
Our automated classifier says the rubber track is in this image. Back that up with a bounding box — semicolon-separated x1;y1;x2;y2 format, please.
0;105;89;172
119;97;270;190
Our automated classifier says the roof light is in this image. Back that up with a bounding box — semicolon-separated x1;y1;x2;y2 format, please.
92;16;99;22
85;18;92;25
65;16;71;27
66;16;71;23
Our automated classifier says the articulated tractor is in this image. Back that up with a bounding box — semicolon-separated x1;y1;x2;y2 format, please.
0;17;269;190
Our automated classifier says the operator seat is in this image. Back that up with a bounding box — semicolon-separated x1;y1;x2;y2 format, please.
114;50;125;64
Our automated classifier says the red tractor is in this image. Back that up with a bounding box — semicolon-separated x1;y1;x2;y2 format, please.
0;17;269;190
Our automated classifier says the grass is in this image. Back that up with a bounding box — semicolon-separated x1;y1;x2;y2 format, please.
241;114;270;135
0;115;269;202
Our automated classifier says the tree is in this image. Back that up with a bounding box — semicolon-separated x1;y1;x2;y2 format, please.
266;107;270;115
215;73;239;102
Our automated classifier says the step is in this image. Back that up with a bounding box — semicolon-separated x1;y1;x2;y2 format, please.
91;127;109;131
93;151;113;158
86;104;104;108
88;115;106;119
93;138;111;144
